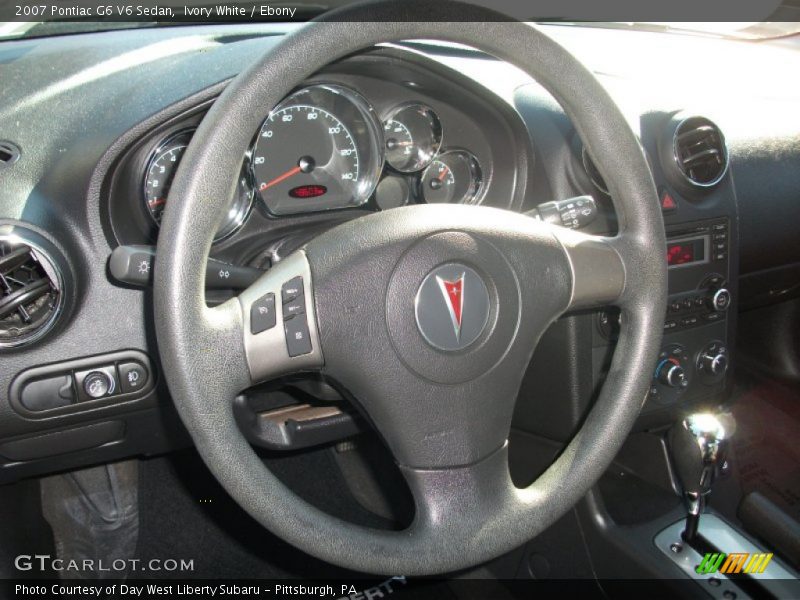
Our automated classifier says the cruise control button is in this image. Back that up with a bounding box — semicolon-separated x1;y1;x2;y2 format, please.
118;362;148;394
283;296;305;320
284;315;312;357
251;293;276;334
281;277;304;304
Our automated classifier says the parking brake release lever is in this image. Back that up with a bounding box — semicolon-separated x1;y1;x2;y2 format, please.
526;195;598;230
108;245;264;290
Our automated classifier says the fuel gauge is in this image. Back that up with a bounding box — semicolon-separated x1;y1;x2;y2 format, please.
383;104;442;173
420;150;483;204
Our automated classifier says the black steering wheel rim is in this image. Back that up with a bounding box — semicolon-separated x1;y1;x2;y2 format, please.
154;0;666;575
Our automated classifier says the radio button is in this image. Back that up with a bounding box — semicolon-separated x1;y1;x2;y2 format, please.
711;288;732;312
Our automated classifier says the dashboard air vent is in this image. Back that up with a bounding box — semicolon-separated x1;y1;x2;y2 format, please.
673;117;728;187
0;141;21;170
0;236;62;348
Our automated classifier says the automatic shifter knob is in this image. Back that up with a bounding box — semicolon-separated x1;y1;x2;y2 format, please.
668;413;734;542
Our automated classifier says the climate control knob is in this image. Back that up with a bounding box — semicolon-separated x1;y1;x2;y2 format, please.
656;359;688;388
696;341;728;384
699;352;728;376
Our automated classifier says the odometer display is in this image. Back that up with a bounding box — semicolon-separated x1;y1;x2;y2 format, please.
251;85;383;216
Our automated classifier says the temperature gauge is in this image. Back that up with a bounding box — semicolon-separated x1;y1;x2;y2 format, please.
420;150;482;204
383;104;442;173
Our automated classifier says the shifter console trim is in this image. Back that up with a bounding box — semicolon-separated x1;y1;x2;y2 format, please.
655;514;799;599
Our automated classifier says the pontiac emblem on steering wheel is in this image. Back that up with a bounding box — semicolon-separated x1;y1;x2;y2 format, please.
437;273;465;340
415;264;490;351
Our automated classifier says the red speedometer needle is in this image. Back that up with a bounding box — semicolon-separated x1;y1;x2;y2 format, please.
148;198;166;207
437;165;450;182
259;165;302;192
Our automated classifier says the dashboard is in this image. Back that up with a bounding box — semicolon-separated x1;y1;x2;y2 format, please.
1;23;799;483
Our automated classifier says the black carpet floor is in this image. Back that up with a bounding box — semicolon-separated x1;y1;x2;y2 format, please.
134;446;392;579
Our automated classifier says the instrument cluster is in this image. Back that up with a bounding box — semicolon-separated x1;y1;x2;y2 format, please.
140;83;486;241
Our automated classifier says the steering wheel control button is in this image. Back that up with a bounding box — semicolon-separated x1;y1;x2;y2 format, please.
118;362;148;394
415;263;490;352
281;276;303;304
250;293;276;334
283;296;306;320
284;315;312;357
78;369;116;400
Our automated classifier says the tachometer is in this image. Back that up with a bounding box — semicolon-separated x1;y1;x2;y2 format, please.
251;84;383;216
143;129;253;242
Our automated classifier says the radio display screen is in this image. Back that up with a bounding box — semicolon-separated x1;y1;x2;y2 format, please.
667;237;706;267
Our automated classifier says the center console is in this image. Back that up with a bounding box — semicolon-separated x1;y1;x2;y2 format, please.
587;112;741;424
593;212;736;420
648;218;733;408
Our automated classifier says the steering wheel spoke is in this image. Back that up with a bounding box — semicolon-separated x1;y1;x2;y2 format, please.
399;445;521;555
551;228;627;312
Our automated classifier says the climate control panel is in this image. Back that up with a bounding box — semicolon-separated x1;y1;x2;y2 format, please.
650;344;691;404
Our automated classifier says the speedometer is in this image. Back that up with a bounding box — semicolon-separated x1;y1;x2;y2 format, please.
251;85;383;216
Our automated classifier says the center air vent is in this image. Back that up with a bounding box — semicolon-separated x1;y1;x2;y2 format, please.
0;234;63;349
672;117;728;187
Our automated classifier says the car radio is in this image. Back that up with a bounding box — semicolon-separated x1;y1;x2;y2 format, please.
663;218;730;334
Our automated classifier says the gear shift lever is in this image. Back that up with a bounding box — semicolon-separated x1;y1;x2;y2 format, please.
668;413;733;543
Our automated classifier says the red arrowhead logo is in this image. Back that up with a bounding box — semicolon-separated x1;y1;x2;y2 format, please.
436;273;465;339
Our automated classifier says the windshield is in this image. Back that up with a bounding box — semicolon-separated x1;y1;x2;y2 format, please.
1;13;800;42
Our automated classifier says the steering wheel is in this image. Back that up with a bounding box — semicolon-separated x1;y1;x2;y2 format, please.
154;0;666;575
